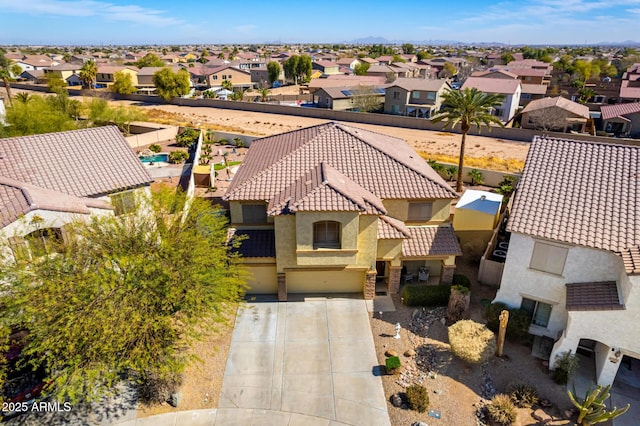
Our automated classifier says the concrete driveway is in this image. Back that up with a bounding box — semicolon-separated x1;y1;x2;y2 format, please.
219;296;390;426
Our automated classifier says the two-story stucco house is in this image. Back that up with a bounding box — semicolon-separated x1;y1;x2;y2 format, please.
493;135;640;387
0;127;152;253
461;77;521;124
384;78;451;118
224;122;462;301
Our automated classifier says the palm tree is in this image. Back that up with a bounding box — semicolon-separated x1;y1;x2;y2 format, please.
0;53;23;107
14;92;32;104
79;60;98;89
259;87;270;102
221;79;233;91
431;87;505;192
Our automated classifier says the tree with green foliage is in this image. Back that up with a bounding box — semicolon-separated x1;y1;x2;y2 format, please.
391;54;406;63
152;68;191;101
440;62;458;78
111;70;137;95
401;43;415;54
0;187;247;403
568;385;630;425
0;53;23;106
283;55;312;85
267;61;281;85
501;52;515;64
354;62;370;76
351;85;383;112
258;87;270;102
0;93;78;137
282;55;299;84
46;74;68;94
221;79;233;91
79;60;98;89
135;53;165;68
432;88;505;192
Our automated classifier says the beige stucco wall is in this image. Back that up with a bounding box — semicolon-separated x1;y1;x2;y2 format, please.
377;239;403;265
296;211;359;250
356;215;378;267
453;209;497;231
274;215;296;273
495;232;626;340
382;199;451;223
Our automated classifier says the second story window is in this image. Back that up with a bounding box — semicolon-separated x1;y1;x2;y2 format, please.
408;202;433;221
241;204;267;223
529;241;568;275
393;91;400;100
313;221;341;249
412;91;421;99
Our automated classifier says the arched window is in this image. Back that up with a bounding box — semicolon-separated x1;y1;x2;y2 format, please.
313;221;341;249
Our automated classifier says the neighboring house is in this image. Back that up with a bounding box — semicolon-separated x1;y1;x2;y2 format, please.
224;122;461;300
44;63;83;86
96;65;139;87
313;86;385;111
307;75;387;96
19;69;46;84
619;63;640;103
600;102;640;137
136;66;182;90
14;55;59;72
493;135;640;387
520;96;590;133
473;69;548;107
188;65;252;89
366;64;401;81
0;127;153;252
384;78;451;118
461;77;521;124
336;57;361;70
312;60;341;75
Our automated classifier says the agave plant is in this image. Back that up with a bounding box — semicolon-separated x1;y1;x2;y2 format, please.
567;384;630;425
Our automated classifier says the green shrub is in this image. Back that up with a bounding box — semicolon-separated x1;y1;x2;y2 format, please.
176;127;199;147
485;302;508;331
451;285;470;295
508;383;539;408
406;384;429;413
452;274;471;289
487;394;517;425
402;284;451;307
448;320;496;364
168;150;189;164
552;351;579;385
148;144;162;153
485;302;532;341
385;356;401;374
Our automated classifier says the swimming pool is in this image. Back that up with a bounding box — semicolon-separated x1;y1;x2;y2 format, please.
139;153;169;163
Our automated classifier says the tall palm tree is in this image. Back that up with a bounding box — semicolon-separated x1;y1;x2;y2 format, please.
431;87;505;192
0;53;23;107
221;79;233;91
79;60;98;89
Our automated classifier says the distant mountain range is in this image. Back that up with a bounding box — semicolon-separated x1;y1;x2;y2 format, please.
347;36;639;47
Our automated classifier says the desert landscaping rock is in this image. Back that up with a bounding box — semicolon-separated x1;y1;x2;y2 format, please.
404;349;416;357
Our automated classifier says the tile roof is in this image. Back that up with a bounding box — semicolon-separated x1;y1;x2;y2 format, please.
617;247;640;274
267;162;386;215
387;78;449;92
520;84;549;95
0;177;112;228
402;225;462;257
472;69;519;79
521;96;589;118
508;136;640;273
0;126;152;198
378;215;410;239
601;102;640;120
224;122;456;203
620;80;640;99
565;281;624;311
97;65;138;74
308;75;386;90
462;77;521;95
228;228;276;258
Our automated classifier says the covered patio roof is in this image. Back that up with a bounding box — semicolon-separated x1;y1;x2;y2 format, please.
566;281;625;311
402;225;462;258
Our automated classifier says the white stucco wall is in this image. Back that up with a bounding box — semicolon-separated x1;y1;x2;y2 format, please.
494;232;622;339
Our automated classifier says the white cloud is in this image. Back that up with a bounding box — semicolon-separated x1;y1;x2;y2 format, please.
0;0;182;26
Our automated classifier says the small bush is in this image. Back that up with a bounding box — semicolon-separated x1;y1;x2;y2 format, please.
485;302;508;331
402;284;451;306
552;351;579;385
485;303;532;342
138;371;184;404
452;274;471;289
148;144;162;153
385;355;401;374
487;394;517;425
406;384;429;413
176;127;199;147
448;320;496;364
508;383;539;408
168;150;189;164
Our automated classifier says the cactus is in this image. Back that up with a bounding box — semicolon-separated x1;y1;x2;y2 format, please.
567;384;630;425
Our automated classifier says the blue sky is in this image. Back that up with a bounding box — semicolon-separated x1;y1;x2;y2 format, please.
0;0;638;45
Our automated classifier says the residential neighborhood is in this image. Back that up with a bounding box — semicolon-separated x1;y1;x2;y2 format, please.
2;7;640;426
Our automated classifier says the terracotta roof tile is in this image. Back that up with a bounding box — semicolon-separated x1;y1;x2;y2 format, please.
402;225;462;257
225;122;456;203
462;77;521;94
387;78;449;92
566;281;624;311
0;126;152;198
378;215;410;239
617;246;640;274
508;136;640;273
601;102;640;120
228;228;276;258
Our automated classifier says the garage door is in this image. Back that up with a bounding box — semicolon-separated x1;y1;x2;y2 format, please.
287;270;365;294
245;265;278;294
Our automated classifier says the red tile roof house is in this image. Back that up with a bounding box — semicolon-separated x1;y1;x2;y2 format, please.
0;127;152;254
224;122;461;301
520;96;590;133
461;77;522;124
619;63;640;103
492;135;640;387
600;102;640;138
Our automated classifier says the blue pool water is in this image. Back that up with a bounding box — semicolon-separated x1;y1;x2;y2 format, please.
139;154;168;163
